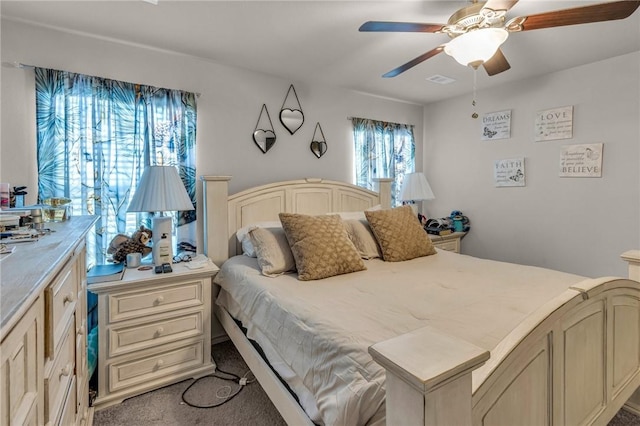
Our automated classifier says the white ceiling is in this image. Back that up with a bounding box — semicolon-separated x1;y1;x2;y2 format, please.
2;0;639;105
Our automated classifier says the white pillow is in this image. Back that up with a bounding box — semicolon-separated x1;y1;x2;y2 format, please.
236;221;282;257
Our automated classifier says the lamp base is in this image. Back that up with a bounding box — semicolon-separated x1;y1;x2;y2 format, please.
152;216;173;265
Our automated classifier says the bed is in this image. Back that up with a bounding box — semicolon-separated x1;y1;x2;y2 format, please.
201;176;640;426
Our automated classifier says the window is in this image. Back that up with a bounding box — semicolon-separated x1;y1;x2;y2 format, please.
35;68;197;266
351;117;415;206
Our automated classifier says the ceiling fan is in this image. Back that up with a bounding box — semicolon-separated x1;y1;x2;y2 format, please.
359;0;640;78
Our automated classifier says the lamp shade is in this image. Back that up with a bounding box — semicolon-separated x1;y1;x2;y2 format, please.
127;165;194;213
400;172;435;202
444;28;509;68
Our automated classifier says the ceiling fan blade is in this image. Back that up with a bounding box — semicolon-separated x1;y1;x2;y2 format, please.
359;21;444;33
511;0;640;32
482;0;519;13
482;49;511;76
382;46;445;78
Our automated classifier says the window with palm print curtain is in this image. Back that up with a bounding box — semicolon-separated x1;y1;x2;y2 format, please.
35;68;197;267
351;117;415;206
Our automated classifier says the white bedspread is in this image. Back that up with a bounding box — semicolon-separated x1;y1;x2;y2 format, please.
214;250;587;426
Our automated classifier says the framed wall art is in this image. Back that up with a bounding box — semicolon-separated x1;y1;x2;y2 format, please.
494;157;526;187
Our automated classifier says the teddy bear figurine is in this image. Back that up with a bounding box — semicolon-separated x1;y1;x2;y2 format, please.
108;226;153;263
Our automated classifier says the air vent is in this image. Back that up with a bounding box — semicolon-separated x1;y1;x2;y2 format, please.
426;75;456;85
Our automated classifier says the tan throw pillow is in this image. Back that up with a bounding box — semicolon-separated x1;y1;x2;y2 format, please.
279;213;366;281
248;227;296;277
365;205;437;262
343;219;382;259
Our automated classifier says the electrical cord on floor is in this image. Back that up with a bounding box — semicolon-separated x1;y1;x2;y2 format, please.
181;367;256;408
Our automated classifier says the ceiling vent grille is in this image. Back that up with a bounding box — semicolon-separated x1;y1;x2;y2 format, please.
426;75;456;85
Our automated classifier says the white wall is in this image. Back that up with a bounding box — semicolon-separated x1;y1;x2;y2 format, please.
423;52;640;278
0;19;423;248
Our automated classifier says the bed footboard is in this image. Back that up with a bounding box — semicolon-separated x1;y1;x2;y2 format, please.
371;276;640;426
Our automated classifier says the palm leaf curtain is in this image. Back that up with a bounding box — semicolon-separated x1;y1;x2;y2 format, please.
35;68;197;266
351;117;415;206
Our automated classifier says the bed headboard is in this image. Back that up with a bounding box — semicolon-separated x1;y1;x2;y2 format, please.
200;176;393;265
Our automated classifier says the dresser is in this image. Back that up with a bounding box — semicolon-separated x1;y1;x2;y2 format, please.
88;260;218;410
0;216;96;426
429;231;466;253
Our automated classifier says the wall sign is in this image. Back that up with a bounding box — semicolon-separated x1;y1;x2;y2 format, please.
559;143;603;177
535;105;573;142
481;109;511;141
494;157;526;187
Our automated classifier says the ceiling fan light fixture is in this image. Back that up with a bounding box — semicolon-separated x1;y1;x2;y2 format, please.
444;28;509;68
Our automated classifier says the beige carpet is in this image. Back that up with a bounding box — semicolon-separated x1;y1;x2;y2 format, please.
93;340;639;425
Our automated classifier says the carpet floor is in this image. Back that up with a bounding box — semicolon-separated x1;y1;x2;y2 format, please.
93;340;640;426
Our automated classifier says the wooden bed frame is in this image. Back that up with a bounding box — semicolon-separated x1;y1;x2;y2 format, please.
201;175;640;426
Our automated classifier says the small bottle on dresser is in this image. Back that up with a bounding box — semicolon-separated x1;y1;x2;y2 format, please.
154;233;172;265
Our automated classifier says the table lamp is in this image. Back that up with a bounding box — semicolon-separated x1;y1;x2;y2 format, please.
127;165;195;264
400;172;435;216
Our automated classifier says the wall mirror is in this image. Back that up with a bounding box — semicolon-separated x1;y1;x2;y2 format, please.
253;104;276;154
310;122;327;159
279;84;304;135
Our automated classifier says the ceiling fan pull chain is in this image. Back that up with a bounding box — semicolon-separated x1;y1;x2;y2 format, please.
471;68;479;119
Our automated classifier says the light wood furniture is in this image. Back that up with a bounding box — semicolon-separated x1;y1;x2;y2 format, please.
201;176;640;426
0;216;96;426
88;261;218;410
429;231;465;253
622;250;640;416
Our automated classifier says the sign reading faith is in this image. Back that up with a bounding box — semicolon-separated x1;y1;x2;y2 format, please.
481;110;511;141
535;105;573;142
494;157;526;187
559;143;603;178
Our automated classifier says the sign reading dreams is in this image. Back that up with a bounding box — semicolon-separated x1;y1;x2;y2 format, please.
481;110;511;141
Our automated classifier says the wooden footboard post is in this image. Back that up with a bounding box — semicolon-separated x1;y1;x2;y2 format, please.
622;250;640;415
369;327;489;426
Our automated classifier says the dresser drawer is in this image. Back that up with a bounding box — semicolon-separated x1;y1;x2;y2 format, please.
108;279;205;323
108;310;204;357
57;376;77;426
45;261;78;357
108;340;204;392
44;319;75;425
434;239;458;252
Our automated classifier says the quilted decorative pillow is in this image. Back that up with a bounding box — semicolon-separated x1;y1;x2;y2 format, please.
279;213;366;281
342;219;382;259
365;205;437;262
248;227;296;277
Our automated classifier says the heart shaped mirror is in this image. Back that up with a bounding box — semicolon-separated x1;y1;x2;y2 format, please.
279;85;304;135
310;122;327;159
253;104;276;154
280;109;304;135
253;130;276;154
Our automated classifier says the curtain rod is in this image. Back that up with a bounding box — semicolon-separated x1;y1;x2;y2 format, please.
2;62;201;97
346;116;414;127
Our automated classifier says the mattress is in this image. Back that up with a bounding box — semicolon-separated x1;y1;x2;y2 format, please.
214;249;587;425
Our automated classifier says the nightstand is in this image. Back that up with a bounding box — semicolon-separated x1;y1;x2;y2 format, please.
429;232;466;253
88;260;219;410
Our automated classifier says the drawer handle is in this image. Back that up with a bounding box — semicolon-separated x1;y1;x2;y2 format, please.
63;292;75;304
77;325;86;336
156;359;165;369
59;363;72;378
154;295;165;305
155;327;164;337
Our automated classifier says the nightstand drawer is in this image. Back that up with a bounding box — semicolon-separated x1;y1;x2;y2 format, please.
108;340;204;392
108;279;205;323
434;239;458;252
109;310;204;357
